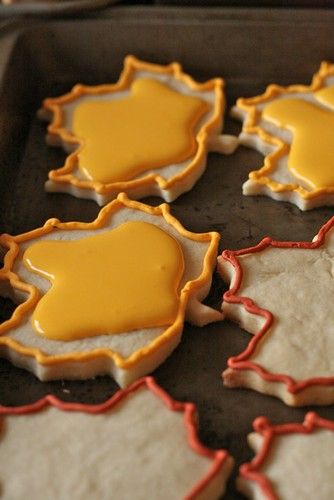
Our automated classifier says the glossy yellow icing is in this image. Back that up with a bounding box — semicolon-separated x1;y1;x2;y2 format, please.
315;85;334;108
23;221;184;341
72;78;210;183
263;92;334;189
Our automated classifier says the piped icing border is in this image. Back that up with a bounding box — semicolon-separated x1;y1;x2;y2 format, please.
0;192;219;371
0;376;232;500
236;61;334;200
220;216;334;395
239;412;334;500
42;54;224;196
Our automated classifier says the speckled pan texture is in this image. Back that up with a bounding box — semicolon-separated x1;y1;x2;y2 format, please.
1;6;334;499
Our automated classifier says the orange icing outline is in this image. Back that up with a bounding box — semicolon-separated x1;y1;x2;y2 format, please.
220;216;334;396
0;377;232;500
240;412;334;500
236;61;334;200
0;193;219;371
42;54;224;196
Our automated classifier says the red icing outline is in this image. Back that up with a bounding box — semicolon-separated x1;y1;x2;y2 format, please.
240;412;334;500
0;376;231;500
221;216;334;394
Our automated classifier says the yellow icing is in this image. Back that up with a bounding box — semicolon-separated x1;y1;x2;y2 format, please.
23;221;184;341
72;78;210;183
263;91;334;189
315;85;334;108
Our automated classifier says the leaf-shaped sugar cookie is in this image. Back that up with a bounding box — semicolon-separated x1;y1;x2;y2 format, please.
238;412;334;500
0;193;221;387
39;55;237;205
233;61;334;210
218;217;334;406
0;377;233;500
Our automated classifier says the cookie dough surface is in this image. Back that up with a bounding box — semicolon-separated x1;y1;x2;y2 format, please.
231;242;334;381
0;380;233;500
219;217;334;405
239;414;334;500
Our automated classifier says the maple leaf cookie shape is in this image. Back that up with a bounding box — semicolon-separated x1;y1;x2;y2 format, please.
0;377;234;500
218;217;334;406
233;61;334;210
0;193;221;387
238;412;334;500
39;55;237;205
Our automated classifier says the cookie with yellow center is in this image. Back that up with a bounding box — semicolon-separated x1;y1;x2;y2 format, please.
39;55;237;205
0;193;221;387
232;61;334;210
0;377;234;500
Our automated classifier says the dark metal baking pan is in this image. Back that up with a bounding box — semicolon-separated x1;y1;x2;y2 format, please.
0;6;334;498
156;0;334;6
0;0;123;19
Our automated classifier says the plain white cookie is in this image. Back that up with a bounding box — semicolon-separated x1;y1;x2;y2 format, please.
0;379;234;500
238;413;334;500
218;218;334;405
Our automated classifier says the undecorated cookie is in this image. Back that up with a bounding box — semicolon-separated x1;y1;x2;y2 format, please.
218;217;334;406
238;412;334;500
0;377;234;500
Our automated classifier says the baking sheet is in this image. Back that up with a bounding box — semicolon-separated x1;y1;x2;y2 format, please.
0;0;123;19
0;6;334;498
